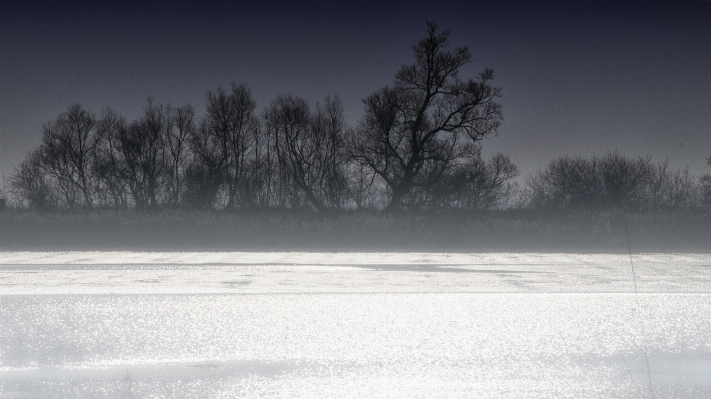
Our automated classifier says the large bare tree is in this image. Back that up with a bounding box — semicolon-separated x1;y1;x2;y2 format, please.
349;22;503;210
39;104;99;209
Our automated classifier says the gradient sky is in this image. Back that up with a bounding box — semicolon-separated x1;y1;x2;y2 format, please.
2;0;710;186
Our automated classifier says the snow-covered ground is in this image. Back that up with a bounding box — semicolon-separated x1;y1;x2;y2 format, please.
2;252;711;398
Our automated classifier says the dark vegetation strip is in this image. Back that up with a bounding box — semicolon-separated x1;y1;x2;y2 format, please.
1;208;709;252
0;23;709;253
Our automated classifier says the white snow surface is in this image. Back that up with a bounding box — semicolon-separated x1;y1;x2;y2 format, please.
2;252;711;398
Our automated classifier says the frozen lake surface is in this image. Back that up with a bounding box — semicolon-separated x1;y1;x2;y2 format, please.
2;252;711;398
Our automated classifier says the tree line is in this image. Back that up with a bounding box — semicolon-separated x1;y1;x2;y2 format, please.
7;23;517;212
527;153;711;212
6;22;711;214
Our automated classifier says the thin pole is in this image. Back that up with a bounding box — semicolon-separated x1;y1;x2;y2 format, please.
624;220;655;399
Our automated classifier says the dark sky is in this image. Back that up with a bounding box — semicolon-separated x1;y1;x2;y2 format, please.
2;0;710;184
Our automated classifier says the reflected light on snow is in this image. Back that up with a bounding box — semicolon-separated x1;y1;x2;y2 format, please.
2;252;711;398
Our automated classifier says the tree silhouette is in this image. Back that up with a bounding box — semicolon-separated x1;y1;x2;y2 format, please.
263;95;348;211
39;104;99;209
203;83;258;209
7;24;525;212
93;108;129;209
349;22;503;210
10;148;57;210
527;153;705;212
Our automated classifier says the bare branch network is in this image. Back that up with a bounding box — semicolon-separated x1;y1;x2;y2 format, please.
7;23;711;213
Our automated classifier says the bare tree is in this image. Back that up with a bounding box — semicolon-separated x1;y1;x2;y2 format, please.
93;108;129;209
526;156;604;211
526;153;707;212
312;96;350;209
9;149;57;210
39;104;99;209
113;98;170;209
702;156;711;207
263;95;349;212
349;22;503;211
238;120;271;208
165;104;195;206
183;119;227;209
203;83;258;209
263;95;314;209
599;153;653;210
431;152;518;209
